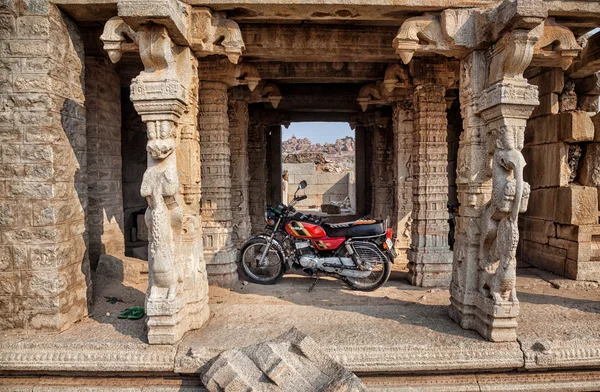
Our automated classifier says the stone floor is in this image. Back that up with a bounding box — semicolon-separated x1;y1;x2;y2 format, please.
1;263;600;382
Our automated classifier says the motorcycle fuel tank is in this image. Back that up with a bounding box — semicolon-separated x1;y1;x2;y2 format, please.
285;221;326;239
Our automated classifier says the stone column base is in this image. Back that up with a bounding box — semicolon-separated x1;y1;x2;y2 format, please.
449;291;519;342
408;249;453;287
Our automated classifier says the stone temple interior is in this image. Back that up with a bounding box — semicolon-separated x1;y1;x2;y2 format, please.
1;0;600;389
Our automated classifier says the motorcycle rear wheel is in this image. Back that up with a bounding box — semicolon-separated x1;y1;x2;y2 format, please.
239;237;286;285
344;253;392;291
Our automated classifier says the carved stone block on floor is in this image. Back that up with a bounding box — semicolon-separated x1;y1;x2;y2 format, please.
201;327;366;392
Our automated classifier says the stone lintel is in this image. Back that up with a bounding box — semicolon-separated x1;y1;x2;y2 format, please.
252;62;390;84
240;24;398;62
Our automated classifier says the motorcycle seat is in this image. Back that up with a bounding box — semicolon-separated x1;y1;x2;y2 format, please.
323;220;385;238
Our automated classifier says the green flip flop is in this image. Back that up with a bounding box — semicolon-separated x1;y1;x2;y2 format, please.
117;307;132;319
128;306;145;320
117;306;145;320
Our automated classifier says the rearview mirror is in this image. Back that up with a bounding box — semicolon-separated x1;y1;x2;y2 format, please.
298;180;307;190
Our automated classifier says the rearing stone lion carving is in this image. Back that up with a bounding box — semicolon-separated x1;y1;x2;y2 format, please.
478;127;530;305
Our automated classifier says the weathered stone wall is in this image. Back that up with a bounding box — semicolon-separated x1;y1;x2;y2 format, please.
85;56;124;267
520;68;600;281
120;90;147;246
282;163;351;208
0;3;90;332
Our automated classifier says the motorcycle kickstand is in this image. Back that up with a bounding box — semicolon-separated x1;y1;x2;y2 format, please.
308;273;320;293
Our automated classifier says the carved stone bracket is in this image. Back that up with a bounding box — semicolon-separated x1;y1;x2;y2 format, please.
357;83;385;112
99;17;139;63
357;60;457;112
109;0;246;64
191;8;246;64
357;64;412;111
250;82;283;108
198;58;261;90
393;10;473;64
393;0;578;73
531;18;581;70
487;29;540;85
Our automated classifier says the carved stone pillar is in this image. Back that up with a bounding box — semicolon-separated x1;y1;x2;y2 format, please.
248;113;270;235
198;80;237;287
371;121;394;221
197;60;261;287
408;85;453;287
449;30;539;342
392;100;414;264
101;18;209;344
228;99;251;248
357;113;392;221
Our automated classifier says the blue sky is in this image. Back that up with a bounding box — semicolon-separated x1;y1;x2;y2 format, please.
282;122;354;144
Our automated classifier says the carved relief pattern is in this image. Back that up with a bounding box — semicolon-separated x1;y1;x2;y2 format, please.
199;81;237;287
392;101;414;261
140;119;183;303
248;116;269;235
229;99;252;247
408;85;453;287
371;122;394;221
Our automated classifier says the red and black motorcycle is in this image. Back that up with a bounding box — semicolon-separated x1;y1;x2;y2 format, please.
239;180;396;291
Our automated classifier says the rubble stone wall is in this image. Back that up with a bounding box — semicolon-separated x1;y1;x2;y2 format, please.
520;68;600;281
0;3;90;332
85;56;124;267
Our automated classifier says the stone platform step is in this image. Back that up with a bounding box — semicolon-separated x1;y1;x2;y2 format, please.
3;370;600;391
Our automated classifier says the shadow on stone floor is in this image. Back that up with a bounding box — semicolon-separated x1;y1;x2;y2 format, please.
227;272;486;342
518;291;600;314
88;272;148;343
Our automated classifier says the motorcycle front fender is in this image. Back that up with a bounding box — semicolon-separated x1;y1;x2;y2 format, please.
244;234;290;270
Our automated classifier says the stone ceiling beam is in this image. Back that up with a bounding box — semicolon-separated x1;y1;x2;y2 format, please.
240;24;398;62
251;62;390;83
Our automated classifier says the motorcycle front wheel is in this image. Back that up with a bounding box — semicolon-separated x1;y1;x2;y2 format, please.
239;237;286;285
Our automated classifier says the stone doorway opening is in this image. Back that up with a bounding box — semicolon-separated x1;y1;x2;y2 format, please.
282;122;356;216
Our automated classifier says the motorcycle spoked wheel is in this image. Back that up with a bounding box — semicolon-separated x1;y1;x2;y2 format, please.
239;237;286;285
344;245;392;291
